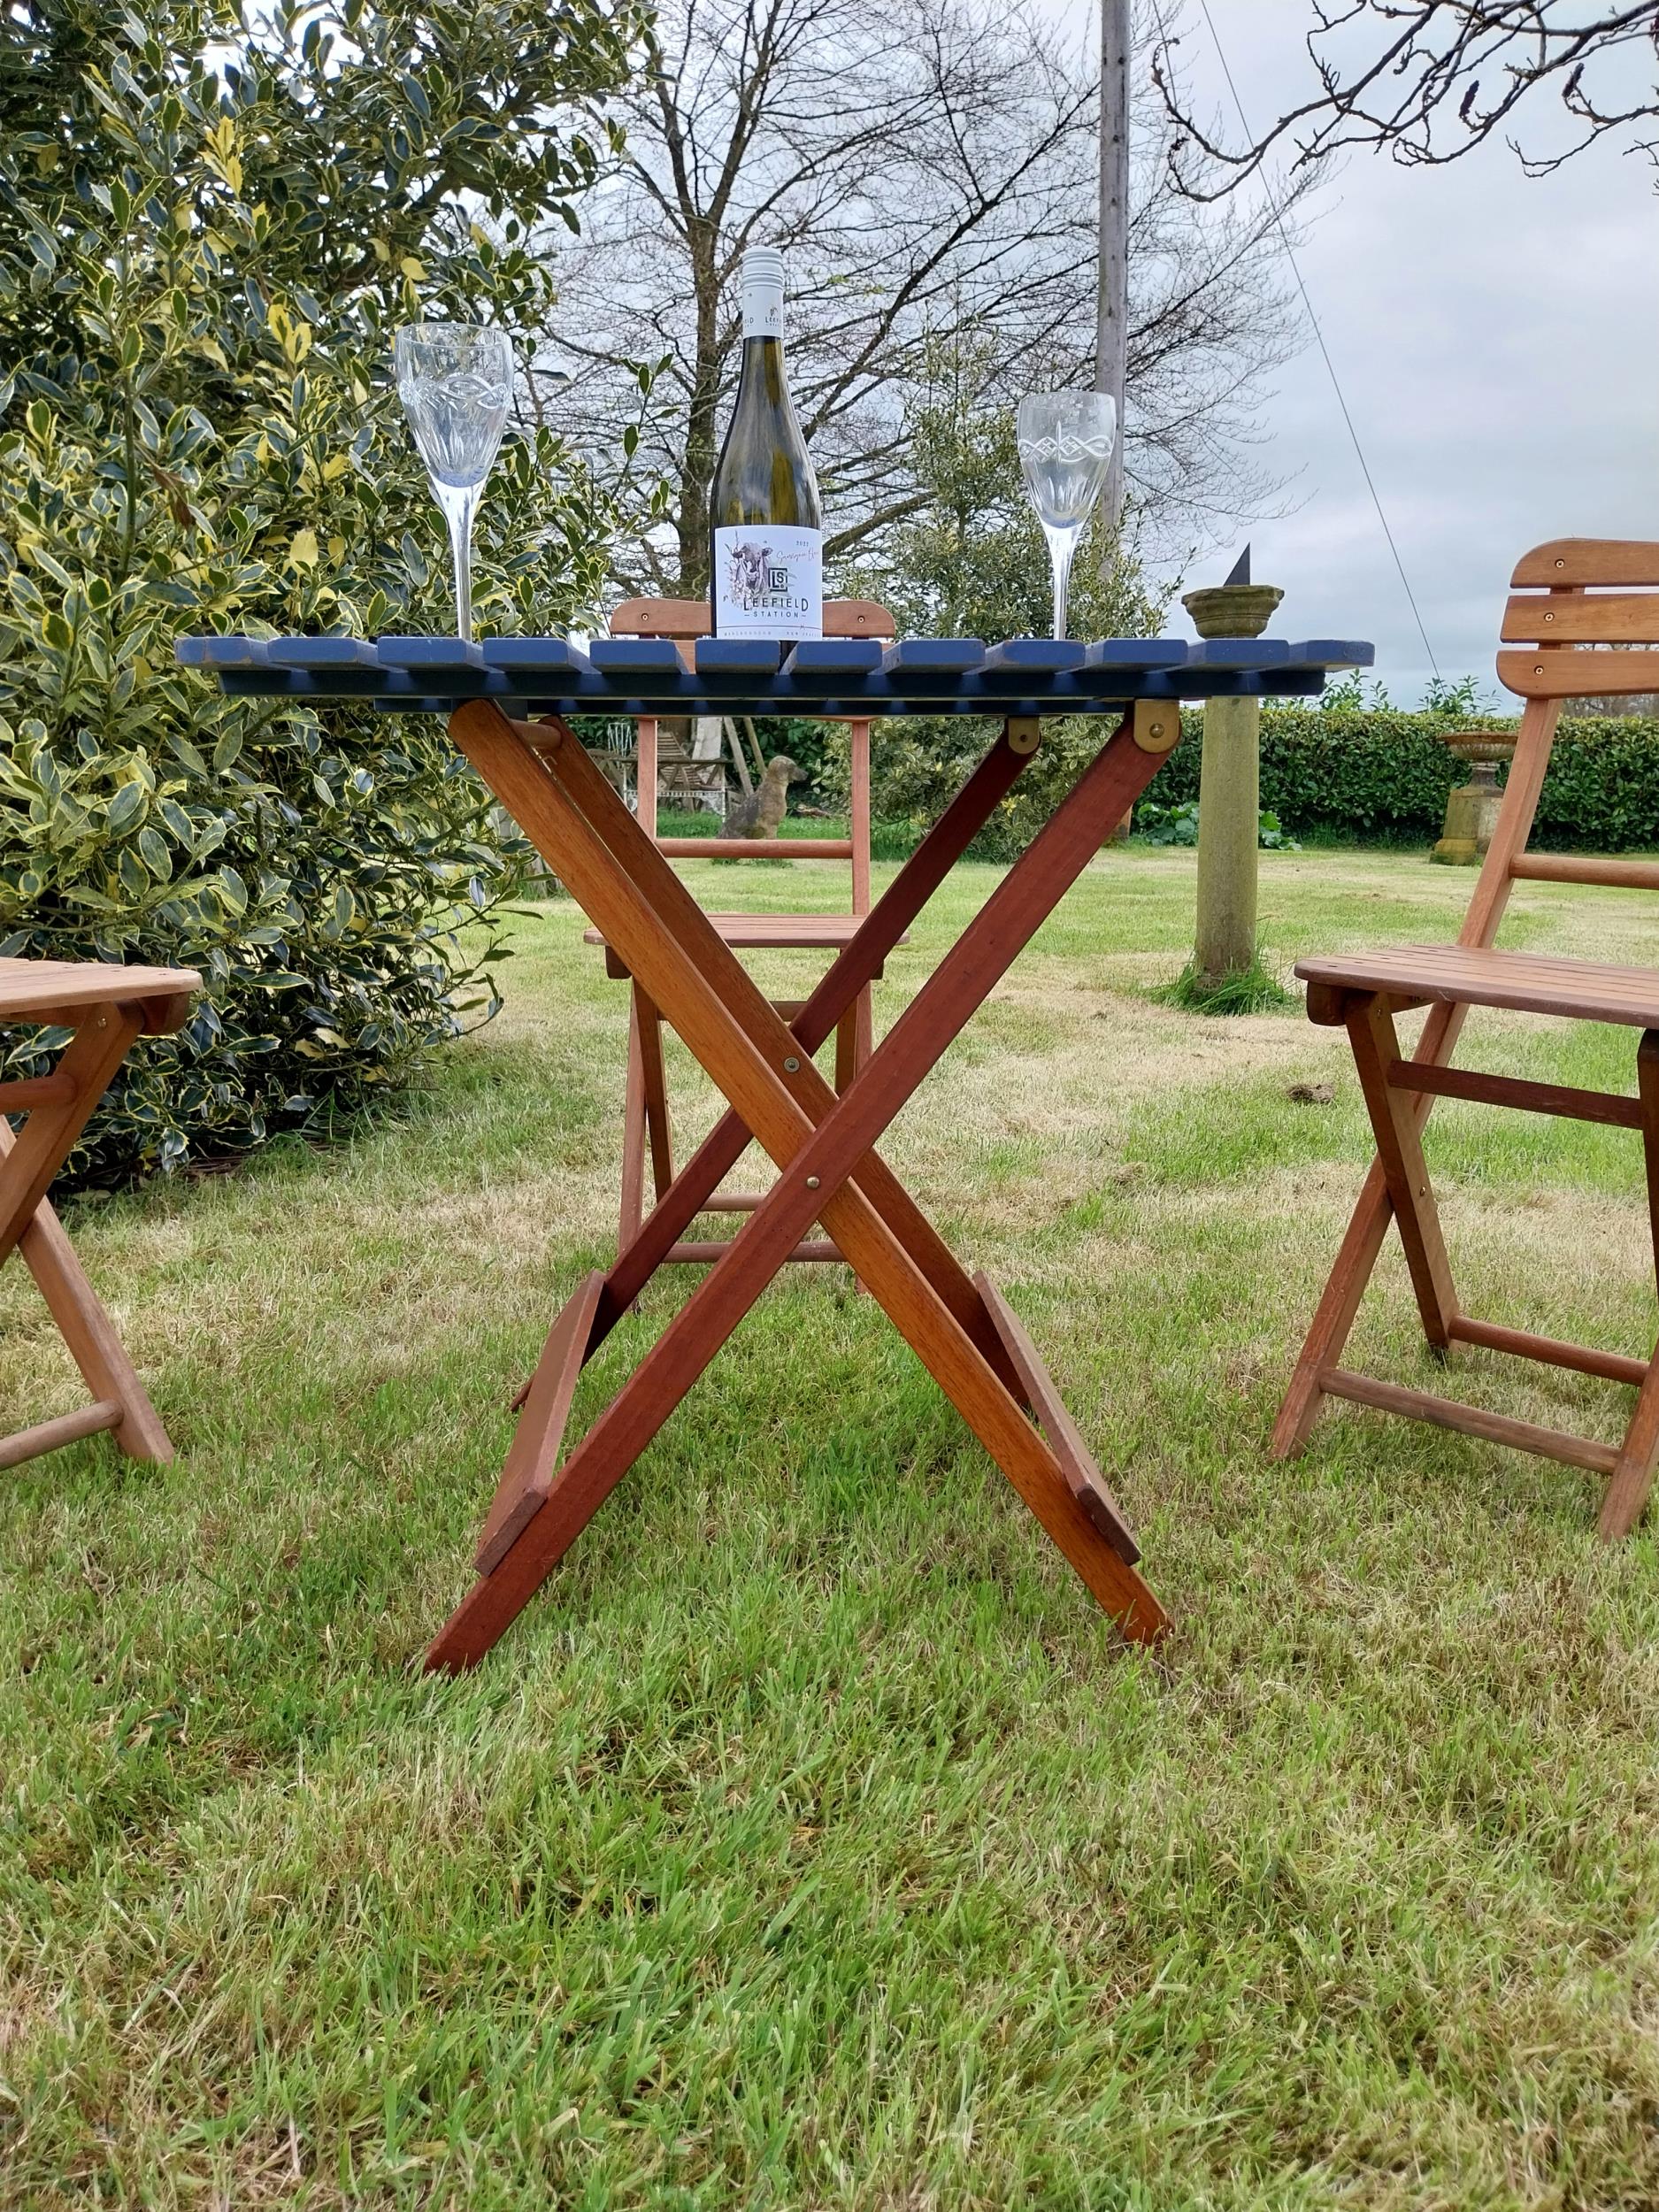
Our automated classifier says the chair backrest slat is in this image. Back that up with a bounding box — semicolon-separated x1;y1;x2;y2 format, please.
1502;591;1659;644
1511;540;1659;588
1498;647;1659;700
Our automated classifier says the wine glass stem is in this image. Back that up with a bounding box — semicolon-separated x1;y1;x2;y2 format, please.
437;483;480;641
1045;524;1077;641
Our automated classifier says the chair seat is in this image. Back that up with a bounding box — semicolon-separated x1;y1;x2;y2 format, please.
1297;943;1659;1029
586;914;908;952
0;957;201;1033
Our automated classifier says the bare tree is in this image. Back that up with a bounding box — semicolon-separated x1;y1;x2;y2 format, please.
1155;3;1659;199
544;0;1308;593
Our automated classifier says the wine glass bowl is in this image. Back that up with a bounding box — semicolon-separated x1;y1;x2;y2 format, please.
395;322;513;641
1016;390;1117;641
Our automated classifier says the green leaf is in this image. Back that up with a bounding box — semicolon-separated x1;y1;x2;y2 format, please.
105;781;145;832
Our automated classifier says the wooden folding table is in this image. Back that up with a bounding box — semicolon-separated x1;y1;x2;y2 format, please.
180;629;1371;1668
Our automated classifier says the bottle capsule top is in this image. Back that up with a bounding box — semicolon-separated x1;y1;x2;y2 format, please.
741;247;786;339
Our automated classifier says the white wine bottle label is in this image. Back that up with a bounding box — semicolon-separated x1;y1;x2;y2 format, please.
712;524;822;640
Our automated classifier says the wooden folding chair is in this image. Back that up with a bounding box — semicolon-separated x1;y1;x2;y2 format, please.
1;956;199;1470
586;595;902;1266
1274;537;1659;1535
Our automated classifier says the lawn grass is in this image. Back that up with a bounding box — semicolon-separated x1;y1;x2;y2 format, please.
5;846;1659;2208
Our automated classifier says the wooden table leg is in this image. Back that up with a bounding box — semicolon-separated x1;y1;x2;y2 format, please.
428;703;1176;1669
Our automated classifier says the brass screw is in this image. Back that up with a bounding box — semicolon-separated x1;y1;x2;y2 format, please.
1534;664;1545;674
1543;611;1555;623
1555;557;1566;568
783;1055;800;1072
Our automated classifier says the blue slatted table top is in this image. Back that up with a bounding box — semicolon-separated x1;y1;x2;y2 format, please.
176;633;1373;717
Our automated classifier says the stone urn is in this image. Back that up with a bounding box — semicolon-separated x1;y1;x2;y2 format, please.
1430;730;1517;865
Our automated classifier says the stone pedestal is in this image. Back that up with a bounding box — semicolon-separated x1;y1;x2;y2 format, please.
1431;733;1516;865
1180;581;1285;987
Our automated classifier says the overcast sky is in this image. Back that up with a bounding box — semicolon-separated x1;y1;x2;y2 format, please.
1104;0;1659;703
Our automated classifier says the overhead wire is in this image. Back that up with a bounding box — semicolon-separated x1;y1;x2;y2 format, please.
1187;0;1441;676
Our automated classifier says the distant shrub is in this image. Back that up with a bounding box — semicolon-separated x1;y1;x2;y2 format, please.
1136;800;1298;851
1142;684;1659;851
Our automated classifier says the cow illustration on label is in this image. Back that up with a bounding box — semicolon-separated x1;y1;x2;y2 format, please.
725;538;788;615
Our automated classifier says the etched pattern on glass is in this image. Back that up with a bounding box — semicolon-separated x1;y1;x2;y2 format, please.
1016;391;1117;639
395;323;514;641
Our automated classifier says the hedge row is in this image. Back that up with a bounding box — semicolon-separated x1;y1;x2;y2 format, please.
1146;700;1659;850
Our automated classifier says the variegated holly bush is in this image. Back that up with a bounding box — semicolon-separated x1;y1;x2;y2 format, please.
0;0;645;1184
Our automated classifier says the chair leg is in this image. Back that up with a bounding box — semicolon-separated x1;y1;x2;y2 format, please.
833;986;875;1290
635;990;673;1201
18;1190;173;1462
1273;1001;1469;1458
834;1002;859;1094
1601;1031;1659;1537
854;982;873;1073
1344;995;1459;1353
0;1079;172;1467
618;992;647;1258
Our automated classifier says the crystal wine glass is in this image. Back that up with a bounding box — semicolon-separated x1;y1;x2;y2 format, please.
394;322;514;641
1016;390;1118;641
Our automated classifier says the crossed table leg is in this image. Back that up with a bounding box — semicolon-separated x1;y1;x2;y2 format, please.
427;697;1183;1671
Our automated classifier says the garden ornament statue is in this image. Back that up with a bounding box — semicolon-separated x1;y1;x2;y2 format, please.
722;755;805;841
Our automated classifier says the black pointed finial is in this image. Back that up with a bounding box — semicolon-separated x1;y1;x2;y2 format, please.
1224;543;1251;588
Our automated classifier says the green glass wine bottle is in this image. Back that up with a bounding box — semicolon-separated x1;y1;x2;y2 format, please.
709;247;823;639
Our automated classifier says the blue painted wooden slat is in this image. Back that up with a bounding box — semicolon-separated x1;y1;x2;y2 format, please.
591;638;683;672
480;639;577;668
1084;639;1190;669
1186;638;1291;670
884;639;985;675
1294;639;1376;667
695;638;783;677
267;637;379;667
785;639;884;676
981;640;1086;677
176;634;270;667
376;635;485;669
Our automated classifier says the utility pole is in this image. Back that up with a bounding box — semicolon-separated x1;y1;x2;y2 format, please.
1094;0;1130;531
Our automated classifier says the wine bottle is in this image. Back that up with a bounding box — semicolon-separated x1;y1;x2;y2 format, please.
709;247;823;640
